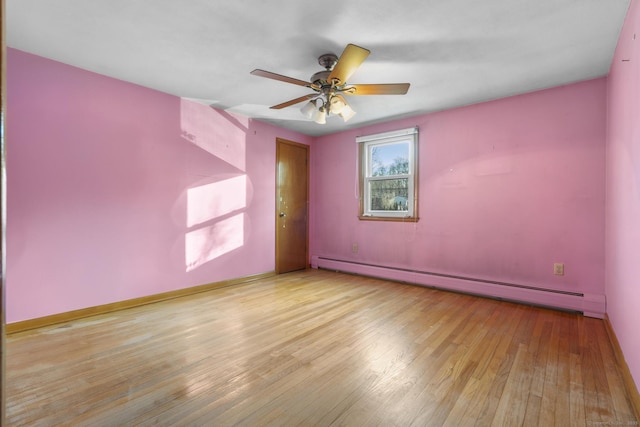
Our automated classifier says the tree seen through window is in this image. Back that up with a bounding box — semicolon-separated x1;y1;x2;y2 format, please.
370;144;409;211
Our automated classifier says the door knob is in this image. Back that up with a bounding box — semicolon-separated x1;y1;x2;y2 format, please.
279;212;286;217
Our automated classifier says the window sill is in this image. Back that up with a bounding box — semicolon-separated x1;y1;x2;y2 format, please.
358;215;419;222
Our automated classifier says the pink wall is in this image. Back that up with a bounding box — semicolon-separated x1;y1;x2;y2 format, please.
606;0;640;390
6;48;311;323
6;21;638;391
311;78;607;303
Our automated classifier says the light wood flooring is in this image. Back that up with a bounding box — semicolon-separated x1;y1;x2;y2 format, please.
5;269;639;426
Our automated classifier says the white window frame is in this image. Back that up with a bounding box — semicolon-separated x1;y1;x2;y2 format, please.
357;127;419;221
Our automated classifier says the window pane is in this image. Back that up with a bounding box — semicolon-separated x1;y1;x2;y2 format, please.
370;142;409;177
369;178;409;211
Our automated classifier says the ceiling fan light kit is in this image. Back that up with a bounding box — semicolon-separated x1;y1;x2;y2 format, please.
301;93;355;123
251;44;410;124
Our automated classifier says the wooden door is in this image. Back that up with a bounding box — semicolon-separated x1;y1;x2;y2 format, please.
275;139;309;273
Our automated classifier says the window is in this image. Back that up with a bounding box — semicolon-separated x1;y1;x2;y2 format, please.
358;127;419;221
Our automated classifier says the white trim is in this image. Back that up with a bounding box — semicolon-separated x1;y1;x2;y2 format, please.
360;127;418;218
356;126;418;143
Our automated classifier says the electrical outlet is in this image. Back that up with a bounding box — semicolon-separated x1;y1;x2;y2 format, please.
553;263;564;276
352;244;358;253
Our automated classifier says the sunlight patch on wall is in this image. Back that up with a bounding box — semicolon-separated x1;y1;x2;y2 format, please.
185;213;245;272
187;175;247;228
180;98;247;171
180;98;253;273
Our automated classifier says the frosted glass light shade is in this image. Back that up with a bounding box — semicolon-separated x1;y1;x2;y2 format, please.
300;100;317;119
329;95;347;114
313;107;326;124
339;104;356;121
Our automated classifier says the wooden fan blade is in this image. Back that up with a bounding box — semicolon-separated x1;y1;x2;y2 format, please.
328;44;370;85
251;69;311;87
345;83;410;95
270;94;317;109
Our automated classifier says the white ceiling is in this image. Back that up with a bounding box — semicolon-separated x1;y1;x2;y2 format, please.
6;0;631;136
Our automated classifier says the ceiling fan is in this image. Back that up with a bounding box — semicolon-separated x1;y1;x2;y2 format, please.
250;44;410;124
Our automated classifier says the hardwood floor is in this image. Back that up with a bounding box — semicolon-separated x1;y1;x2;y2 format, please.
5;269;638;426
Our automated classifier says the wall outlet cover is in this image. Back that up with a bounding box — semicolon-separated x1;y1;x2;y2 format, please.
554;263;565;275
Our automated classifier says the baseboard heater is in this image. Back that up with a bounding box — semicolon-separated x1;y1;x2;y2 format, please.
311;256;605;318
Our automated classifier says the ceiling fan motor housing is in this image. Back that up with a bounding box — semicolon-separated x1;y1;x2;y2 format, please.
310;70;331;86
311;53;338;86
